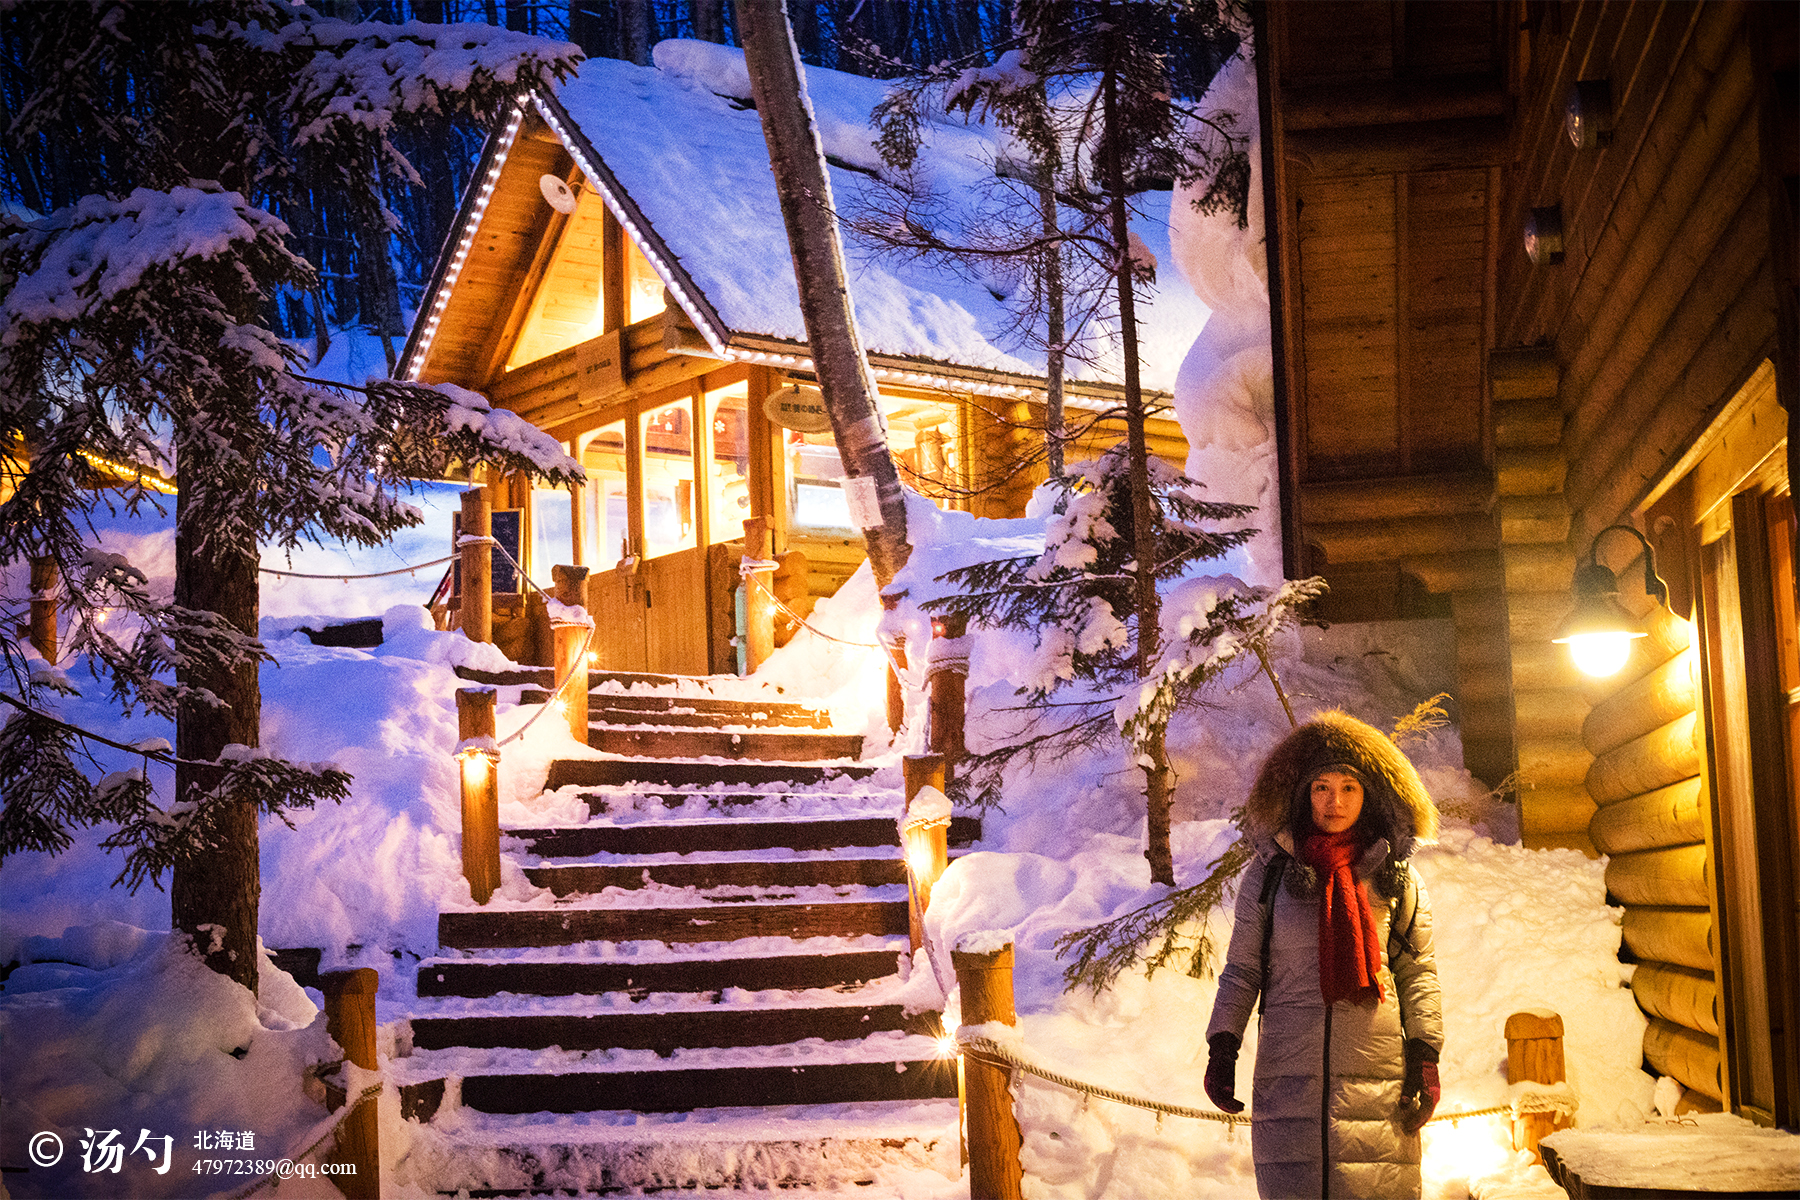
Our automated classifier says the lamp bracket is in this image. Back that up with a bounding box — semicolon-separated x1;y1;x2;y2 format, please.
1589;524;1669;607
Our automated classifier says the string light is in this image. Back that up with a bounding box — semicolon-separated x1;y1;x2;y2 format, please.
78;450;178;494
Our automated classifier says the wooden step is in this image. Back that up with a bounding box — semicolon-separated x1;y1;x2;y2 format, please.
592;693;829;726
438;898;909;949
545;758;874;790
588;706;829;730
526;854;906;895
589;726;864;762
411;1003;933;1053
401;1059;957;1119
510;817;904;857
417;949;905;999
457;665;799;697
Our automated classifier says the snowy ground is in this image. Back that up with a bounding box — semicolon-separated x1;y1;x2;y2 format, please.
1;489;1681;1200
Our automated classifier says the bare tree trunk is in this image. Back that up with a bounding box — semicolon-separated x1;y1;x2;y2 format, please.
1039;178;1066;480
734;0;910;588
1100;15;1172;887
171;395;263;994
621;0;651;64
692;0;725;43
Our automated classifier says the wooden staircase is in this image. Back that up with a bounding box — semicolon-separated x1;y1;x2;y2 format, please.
393;669;972;1195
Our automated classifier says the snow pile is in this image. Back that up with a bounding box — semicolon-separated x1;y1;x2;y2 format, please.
0;923;333;1199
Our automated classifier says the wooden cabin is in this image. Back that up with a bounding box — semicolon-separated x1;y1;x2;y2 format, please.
1261;0;1796;1127
399;48;1202;675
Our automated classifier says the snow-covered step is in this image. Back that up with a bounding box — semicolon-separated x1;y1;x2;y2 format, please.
545;756;876;790
417;944;906;999
395;1032;958;1117
409;997;933;1053
438;892;910;949
395;1099;956;1194
587;725;865;762
588;691;831;727
526;848;907;894
507;815;914;857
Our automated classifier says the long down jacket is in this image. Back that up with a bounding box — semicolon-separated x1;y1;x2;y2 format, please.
1206;713;1446;1200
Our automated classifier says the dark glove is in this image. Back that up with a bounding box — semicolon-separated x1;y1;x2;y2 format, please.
1204;1031;1245;1114
1398;1038;1440;1134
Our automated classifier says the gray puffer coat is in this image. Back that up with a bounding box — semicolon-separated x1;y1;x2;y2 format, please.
1205;712;1445;1200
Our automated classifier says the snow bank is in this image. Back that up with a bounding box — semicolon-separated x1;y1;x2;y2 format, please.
0;924;332;1198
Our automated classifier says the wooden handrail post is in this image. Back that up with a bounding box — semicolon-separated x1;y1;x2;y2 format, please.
28;555;58;664
551;563;590;609
741;516;775;673
901;754;950;952
455;687;501;904
880;588;907;734
319;968;380;1200
460;486;493;645
953;937;1022;1200
1506;1009;1574;1162
551;614;591;746
928;613;969;770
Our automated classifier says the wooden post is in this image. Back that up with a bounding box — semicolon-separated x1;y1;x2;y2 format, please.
28;555;57;664
902;754;950;952
1506;1009;1573;1162
742;516;776;673
319;968;380;1200
880;589;907;734
929;613;969;768
953;939;1023;1200
552;616;591;746
460;487;493;645
455;687;501;905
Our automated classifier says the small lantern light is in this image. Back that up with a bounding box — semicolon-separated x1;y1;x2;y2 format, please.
1551;526;1668;678
1565;80;1614;150
1524;206;1565;265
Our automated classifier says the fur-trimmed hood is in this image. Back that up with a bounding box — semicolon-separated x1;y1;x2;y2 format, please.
1243;711;1440;861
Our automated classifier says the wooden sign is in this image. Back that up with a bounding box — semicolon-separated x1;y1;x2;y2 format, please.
575;330;623;404
763;383;833;433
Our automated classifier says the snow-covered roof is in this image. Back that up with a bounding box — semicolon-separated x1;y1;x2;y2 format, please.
406;41;1210;396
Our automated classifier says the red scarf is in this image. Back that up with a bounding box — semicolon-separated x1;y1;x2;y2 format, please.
1303;829;1385;1007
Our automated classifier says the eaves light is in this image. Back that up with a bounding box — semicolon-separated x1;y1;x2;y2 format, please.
1551;525;1669;678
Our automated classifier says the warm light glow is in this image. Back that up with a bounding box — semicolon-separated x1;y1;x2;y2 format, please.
905;836;936;883
457;750;491;789
1567;630;1636;677
935;1031;959;1059
1421;1112;1512;1183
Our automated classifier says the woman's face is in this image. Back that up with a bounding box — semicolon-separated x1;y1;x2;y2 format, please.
1309;771;1365;834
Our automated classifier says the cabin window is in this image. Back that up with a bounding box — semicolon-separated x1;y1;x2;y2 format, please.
641;398;695;558
785;391;965;533
579;422;629;567
787;426;852;532
707;381;752;544
627;237;666;325
531;476;573;584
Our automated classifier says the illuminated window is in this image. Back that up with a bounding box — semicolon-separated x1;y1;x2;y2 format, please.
531;477;573;582
707;382;752;544
641;399;694;558
580;422;629;566
786;391;961;532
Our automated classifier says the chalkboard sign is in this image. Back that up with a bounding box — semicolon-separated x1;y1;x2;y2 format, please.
451;508;524;598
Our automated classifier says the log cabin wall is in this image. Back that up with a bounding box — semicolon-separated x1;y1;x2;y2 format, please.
1263;0;1516;789
1490;0;1795;1119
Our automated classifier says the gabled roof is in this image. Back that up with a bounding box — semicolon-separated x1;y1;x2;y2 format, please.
401;41;1210;399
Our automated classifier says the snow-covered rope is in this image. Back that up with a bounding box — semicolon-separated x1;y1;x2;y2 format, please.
216;1079;382;1200
957;1034;1543;1129
258;553;458;581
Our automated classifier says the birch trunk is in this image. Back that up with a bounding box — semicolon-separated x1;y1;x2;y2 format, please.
734;0;910;588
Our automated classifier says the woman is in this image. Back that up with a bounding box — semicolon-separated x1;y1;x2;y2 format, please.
1204;711;1444;1199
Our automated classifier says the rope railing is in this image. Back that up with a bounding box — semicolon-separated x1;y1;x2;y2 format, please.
218;1079;383;1200
738;561;883;650
258;553;458;581
956;1034;1537;1130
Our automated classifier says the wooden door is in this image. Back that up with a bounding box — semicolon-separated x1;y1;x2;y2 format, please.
588;564;648;673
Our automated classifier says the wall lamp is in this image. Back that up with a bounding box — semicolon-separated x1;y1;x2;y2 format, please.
1551;525;1669;678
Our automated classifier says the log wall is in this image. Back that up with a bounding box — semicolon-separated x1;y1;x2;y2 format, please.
1492;0;1780;1111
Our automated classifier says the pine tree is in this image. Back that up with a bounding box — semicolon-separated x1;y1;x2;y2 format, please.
928;446;1324;884
0;1;583;992
871;1;1256;883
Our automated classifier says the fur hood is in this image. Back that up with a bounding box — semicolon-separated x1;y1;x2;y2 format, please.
1243;711;1440;862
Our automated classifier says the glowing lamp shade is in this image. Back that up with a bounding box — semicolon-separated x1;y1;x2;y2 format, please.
1552;560;1648;678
